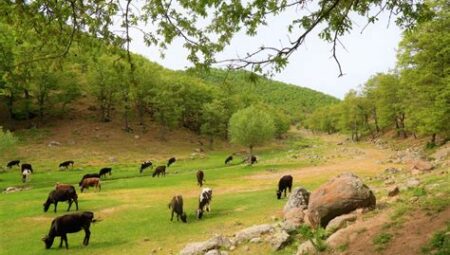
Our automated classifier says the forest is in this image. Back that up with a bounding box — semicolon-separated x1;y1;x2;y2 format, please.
306;2;449;145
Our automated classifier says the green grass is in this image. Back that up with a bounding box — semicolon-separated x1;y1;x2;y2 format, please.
421;221;450;255
0;133;333;255
373;232;393;251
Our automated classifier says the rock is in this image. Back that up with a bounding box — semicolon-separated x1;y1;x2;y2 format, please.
234;224;274;244
387;186;400;197
307;172;376;228
249;237;261;243
229;246;236;251
283;187;310;213
48;141;62;147
325;213;357;234
410;196;419;203
384;179;395;185
384;167;400;175
109;156;117;163
406;178;421;188
296;240;315;255
243;246;250;252
179;235;231;255
283;208;305;230
204;250;228;255
411;160;433;172
411;169;422;175
4;187;22;193
134;135;140;139
269;230;290;251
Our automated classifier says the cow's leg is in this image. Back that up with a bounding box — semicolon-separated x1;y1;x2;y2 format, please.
83;228;91;246
67;200;72;211
74;199;79;211
170;210;174;221
62;234;68;249
54;202;58;213
59;236;64;248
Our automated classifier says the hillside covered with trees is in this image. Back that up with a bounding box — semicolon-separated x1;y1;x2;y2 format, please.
306;1;449;146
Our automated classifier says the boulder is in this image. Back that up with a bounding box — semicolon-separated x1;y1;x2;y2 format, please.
388;186;400;197
48;141;62;147
283;207;305;228
296;240;315;255
384;167;401;175
411;160;433;172
268;230;290;251
406;178;420;188
179;235;231;255
234;224;274;244
307;172;376;228
283;187;310;213
325;213;357;234
204;250;228;255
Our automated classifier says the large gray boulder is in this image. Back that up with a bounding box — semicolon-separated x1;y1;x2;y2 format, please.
307;172;376;228
268;230;290;251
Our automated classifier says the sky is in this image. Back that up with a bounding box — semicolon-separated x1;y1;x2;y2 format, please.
128;7;402;99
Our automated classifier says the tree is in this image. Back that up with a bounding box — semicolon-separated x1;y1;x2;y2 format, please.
201;99;230;148
397;0;450;144
228;106;275;155
1;1;434;76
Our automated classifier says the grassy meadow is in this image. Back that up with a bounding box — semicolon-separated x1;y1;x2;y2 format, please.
0;129;347;255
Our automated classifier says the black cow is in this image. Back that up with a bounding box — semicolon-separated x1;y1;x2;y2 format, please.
21;163;33;173
167;157;176;167
7;160;20;168
250;155;257;165
152;165;166;177
196;170;205;186
43;187;79;213
140;161;153;173
168;195;187;223
277;175;293;199
98;167;112;178
59;161;74;169
225;155;233;165
42;211;97;249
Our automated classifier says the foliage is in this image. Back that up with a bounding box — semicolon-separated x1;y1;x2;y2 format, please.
373;232;393;251
298;225;328;252
228;106;275;154
421;222;450;255
0;127;17;155
306;0;449;143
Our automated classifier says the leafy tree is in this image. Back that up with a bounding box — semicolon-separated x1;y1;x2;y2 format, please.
397;0;450;144
228;106;275;155
200;99;230;147
151;83;183;140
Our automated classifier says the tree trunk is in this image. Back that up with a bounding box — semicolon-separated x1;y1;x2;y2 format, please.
123;93;131;132
373;107;380;133
249;145;253;157
430;133;436;145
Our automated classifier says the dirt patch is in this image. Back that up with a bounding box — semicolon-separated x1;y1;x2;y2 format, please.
335;207;450;255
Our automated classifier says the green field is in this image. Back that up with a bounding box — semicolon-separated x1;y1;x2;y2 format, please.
0;131;339;255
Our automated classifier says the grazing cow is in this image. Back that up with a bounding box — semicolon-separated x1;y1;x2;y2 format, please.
167;157;176;167
224;155;233;165
250;155;257;165
196;170;205;186
78;173;100;186
197;188;213;219
21;163;33;173
55;183;75;191
22;169;32;183
43;187;79;213
98;167;112;178
7;160;20;168
80;177;101;192
152;165;166;177
277;175;293;199
59;161;74;169
140;160;153;173
168;195;187;223
42;211;97;249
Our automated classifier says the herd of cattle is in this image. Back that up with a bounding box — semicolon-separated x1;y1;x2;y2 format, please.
5;154;293;250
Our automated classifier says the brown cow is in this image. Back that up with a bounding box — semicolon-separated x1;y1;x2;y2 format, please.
80;178;101;193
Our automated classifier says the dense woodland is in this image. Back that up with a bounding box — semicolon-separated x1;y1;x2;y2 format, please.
0;0;448;148
306;1;449;146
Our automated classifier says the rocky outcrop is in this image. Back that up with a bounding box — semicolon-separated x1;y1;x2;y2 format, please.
179;235;231;255
233;224;274;244
411;160;433;172
307;172;376;228
283;187;310;213
325;213;357;235
268;230;290;251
